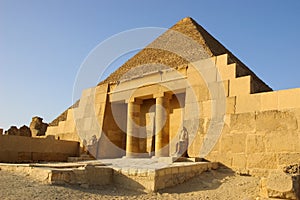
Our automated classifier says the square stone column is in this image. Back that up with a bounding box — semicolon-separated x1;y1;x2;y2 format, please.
154;93;171;157
125;99;142;157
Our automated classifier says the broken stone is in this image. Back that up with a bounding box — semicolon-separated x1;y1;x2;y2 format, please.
29;116;48;136
5;126;19;136
260;170;297;199
19;125;32;137
5;125;32;137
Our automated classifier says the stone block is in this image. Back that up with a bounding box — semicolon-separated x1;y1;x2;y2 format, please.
201;99;226;118
229;76;251;97
191;85;210;102
81;87;95;98
260;91;278;111
217;63;236;81
277;153;300;166
247;153;277;169
232;153;247;169
236;94;260;113
226;97;236;114
95;83;108;94
66;109;75;121
230;113;255;133
260;170;297;199
187;71;205;87
278;88;300;109
208;80;229;99
64;120;75;133
215;54;228;69
231;133;246;153
220;135;233;153
256;110;298;131
264;131;299;152
246;134;265;154
184;102;201;119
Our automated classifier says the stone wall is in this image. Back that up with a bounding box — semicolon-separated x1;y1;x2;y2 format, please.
45;53;300;176
186;54;300;176
0;135;79;163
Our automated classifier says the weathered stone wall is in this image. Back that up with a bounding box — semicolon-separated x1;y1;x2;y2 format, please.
5;125;32;137
46;53;300;176
0;135;80;163
185;54;300;176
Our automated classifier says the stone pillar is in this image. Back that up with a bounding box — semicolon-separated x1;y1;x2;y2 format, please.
0;128;3;135
155;94;170;157
126;99;141;157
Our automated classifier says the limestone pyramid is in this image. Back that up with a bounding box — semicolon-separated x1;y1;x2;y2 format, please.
49;17;271;127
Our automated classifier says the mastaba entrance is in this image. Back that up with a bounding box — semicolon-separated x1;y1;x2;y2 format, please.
46;17;300;176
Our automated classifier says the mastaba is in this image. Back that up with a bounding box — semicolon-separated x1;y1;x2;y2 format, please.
46;17;300;176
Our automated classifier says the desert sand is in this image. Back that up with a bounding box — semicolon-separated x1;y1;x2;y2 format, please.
0;166;268;200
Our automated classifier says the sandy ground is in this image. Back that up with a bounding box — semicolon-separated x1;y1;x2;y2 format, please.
0;166;266;200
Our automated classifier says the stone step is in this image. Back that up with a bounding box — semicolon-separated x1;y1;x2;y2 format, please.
67;155;95;162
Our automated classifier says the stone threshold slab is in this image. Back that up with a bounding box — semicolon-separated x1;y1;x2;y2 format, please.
0;160;218;192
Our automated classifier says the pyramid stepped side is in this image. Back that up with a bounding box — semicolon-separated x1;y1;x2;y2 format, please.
46;84;109;145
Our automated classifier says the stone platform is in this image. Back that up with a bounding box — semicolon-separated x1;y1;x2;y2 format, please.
0;158;218;192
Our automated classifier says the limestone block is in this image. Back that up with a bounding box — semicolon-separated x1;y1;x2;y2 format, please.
235;94;260;113
208;80;229;99
201;99;226;118
94;103;102;115
247;153;277;169
215;54;228;69
260;91;278;111
199;66;217;84
188;133;203;157
95;83;108;94
187;72;206;87
190;85;210;102
220;135;233;153
46;126;58;135
232;153;247;169
66;109;75;122
229;76;251;97
57;121;66;133
246;134;265;154
260;170;297;199
217;63;236;81
226;97;236;114
231;133;246;153
264;131;299;152
216;152;233;167
95;92;107;103
64;120;76;133
277;153;300;166
230;113;255;133
81;87;95;98
184;102;201;119
256;110;298;131
278;88;300;109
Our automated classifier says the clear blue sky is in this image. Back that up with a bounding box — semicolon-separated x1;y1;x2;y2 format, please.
1;0;300;130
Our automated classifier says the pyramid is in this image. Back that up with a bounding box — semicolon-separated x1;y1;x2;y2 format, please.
101;17;271;92
45;17;300;188
50;17;271;126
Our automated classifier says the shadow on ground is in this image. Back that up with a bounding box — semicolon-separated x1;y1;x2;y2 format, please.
158;165;235;194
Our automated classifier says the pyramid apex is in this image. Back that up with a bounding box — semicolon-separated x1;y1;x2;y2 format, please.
178;17;196;23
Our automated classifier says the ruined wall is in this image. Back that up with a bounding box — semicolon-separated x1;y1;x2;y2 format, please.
0;135;79;163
